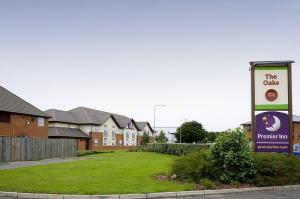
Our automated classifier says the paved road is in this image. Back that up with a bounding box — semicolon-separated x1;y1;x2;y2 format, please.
0;157;85;170
0;188;300;199
178;188;300;199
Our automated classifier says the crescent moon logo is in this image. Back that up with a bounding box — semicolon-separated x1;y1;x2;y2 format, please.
265;116;281;132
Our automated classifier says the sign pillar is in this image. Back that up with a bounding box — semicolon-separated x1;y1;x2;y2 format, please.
250;60;294;154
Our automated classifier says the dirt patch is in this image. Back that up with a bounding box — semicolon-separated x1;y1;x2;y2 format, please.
153;174;255;190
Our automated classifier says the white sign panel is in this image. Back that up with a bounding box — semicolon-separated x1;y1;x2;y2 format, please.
254;66;288;110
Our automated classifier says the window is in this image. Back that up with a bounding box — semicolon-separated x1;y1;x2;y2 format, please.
246;125;251;131
0;112;10;123
132;133;135;141
112;126;116;138
104;132;108;137
126;132;129;139
103;125;108;137
94;138;98;146
38;117;44;127
104;125;108;137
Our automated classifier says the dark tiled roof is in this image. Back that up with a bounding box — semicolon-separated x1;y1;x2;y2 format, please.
0;86;49;118
46;106;150;130
46;108;112;125
70;107;135;128
113;115;132;128
135;121;154;133
48;127;88;138
45;109;78;123
69;107;111;124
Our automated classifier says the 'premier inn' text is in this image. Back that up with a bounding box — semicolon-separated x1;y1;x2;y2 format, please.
257;133;288;139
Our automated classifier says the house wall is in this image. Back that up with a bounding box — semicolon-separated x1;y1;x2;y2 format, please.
89;132;127;150
79;125;92;135
143;125;153;136
0;112;48;138
69;124;80;129
123;125;138;146
77;138;87;150
49;122;68;128
102;117;120;146
293;123;300;145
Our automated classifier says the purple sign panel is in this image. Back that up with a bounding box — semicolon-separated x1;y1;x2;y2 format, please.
256;111;289;153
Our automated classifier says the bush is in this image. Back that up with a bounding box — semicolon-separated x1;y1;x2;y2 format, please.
252;153;300;186
202;178;216;189
77;150;114;157
143;143;211;156
140;132;150;145
210;129;256;183
170;150;215;183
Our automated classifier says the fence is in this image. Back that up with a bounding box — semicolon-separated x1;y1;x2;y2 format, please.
0;137;77;163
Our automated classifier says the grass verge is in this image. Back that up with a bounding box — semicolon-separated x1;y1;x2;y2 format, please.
0;151;194;194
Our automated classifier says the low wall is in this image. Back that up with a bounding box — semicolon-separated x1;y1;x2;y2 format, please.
0;137;77;163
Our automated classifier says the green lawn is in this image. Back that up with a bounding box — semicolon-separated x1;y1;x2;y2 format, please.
0;151;195;194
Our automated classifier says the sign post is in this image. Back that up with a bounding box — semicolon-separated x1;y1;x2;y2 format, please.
250;61;294;154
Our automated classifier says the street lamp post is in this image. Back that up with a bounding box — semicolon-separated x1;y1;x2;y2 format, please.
153;105;166;135
179;119;187;143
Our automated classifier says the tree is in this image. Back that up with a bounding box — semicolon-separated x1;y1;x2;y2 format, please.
206;131;223;143
155;130;168;143
140;132;150;145
175;121;207;143
206;132;216;143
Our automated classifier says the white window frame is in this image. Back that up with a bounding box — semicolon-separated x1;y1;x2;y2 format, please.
38;117;45;127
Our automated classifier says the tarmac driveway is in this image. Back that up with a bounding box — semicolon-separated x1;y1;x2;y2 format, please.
0;157;85;170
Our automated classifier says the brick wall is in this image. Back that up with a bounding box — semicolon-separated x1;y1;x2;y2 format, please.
88;131;136;150
77;139;87;150
0;112;48;138
293;123;300;145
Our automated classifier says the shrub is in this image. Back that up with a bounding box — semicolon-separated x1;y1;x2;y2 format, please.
143;143;211;156
77;150;114;157
140;132;150;145
155;130;168;143
170;150;215;183
210;128;256;183
252;153;300;186
202;178;216;189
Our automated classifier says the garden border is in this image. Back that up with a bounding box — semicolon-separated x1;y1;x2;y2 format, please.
1;184;300;198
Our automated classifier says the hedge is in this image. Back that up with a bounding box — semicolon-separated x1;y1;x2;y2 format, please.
142;143;211;155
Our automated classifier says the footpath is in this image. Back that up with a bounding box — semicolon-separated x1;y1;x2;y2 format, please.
0;185;299;199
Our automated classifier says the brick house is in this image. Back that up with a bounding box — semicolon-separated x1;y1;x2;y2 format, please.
241;115;300;145
46;107;152;150
0;86;50;138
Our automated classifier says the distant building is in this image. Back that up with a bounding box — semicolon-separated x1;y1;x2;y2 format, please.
0;86;50;138
46;107;154;150
135;121;155;143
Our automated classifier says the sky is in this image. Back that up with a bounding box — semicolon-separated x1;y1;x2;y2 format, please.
0;0;300;131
